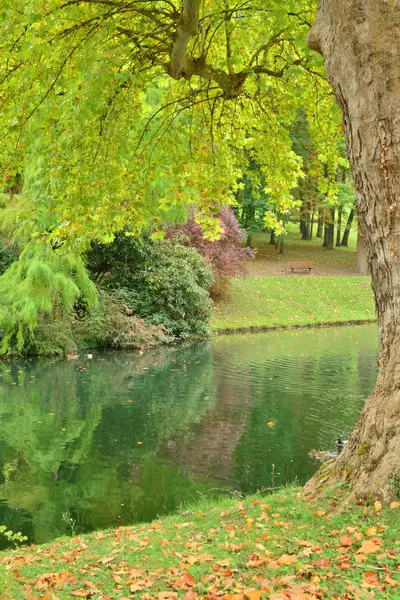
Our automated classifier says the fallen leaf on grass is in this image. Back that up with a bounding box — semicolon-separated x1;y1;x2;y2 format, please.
355;554;368;563
174;573;195;589
390;501;400;510
357;539;382;554
244;589;264;600
277;554;297;566
158;593;178;600
361;571;379;588
339;536;353;547
374;501;382;513
174;522;193;529
71;590;92;598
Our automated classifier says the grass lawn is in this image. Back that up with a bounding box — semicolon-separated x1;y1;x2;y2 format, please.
212;276;375;331
249;228;358;271
1;488;399;599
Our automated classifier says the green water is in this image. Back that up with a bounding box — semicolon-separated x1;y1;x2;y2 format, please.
0;325;378;548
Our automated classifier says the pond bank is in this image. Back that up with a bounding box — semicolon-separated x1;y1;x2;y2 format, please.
1;488;399;599
213;318;376;336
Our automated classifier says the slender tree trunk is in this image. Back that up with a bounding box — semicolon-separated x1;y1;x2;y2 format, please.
300;201;308;240
336;207;342;247
269;230;277;245
316;208;324;238
306;202;311;240
341;205;356;246
322;221;329;248
310;209;314;240
305;0;400;502
279;238;284;255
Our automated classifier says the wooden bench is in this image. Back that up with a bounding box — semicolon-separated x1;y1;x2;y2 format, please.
287;261;313;274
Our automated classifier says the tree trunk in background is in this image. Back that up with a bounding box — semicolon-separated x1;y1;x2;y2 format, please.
327;210;334;250
323;209;335;250
356;231;368;275
336;207;342;247
322;221;329;248
316;208;324;237
305;0;400;502
300;202;308;239
341;205;356;246
246;232;252;248
310;210;314;240
279;238;284;255
269;230;277;245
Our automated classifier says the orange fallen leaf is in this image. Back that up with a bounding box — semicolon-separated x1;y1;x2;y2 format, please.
355;554;368;563
374;500;382;513
71;591;91;598
277;554;297;565
245;590;264;600
267;422;275;428
197;554;214;562
390;501;400;510
339;535;353;547
357;539;382;554
174;573;195;589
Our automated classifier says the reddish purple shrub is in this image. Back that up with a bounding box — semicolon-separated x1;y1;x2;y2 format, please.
168;207;253;297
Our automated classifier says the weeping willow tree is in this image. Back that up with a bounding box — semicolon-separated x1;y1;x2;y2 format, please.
0;244;96;354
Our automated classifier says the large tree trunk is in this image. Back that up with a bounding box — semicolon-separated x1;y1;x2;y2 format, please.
304;1;400;503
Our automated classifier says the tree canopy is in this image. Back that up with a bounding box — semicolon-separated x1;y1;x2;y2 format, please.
0;0;342;248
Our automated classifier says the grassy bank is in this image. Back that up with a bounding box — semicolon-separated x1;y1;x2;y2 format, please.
212;276;375;331
1;488;399;599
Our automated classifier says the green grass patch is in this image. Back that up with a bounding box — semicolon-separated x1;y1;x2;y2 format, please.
1;488;399;599
250;230;358;270
212;276;375;331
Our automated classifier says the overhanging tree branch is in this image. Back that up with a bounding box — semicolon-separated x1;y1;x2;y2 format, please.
166;0;201;79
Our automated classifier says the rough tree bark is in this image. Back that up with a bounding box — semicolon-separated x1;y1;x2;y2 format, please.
356;231;368;275
304;0;400;502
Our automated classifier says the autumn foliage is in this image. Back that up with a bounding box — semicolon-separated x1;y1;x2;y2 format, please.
169;207;253;297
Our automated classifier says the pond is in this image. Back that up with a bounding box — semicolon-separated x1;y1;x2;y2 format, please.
0;324;378;548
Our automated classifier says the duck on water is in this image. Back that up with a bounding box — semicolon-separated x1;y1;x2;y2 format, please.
308;439;348;461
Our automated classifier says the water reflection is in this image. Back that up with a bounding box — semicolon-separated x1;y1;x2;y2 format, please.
0;325;378;547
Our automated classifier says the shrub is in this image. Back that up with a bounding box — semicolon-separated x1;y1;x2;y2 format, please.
167;207;253;297
75;290;169;350
86;236;213;338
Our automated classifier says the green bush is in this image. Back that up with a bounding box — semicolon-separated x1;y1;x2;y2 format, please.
75;290;169;350
87;236;213;338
